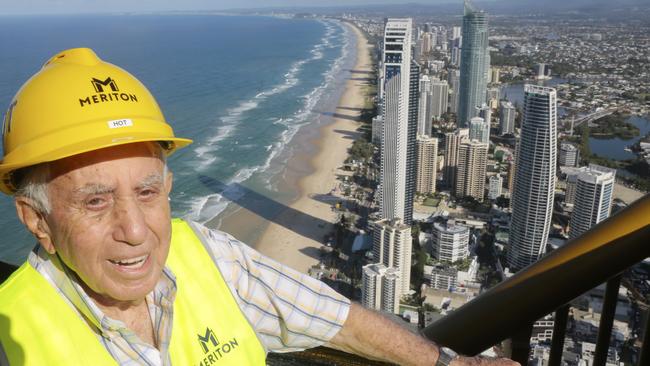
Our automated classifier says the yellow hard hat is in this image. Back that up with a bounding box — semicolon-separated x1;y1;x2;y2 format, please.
0;48;193;194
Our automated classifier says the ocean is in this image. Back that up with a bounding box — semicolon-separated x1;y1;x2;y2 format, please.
0;14;354;264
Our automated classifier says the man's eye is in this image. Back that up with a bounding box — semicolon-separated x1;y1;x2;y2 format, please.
139;189;159;199
85;197;108;209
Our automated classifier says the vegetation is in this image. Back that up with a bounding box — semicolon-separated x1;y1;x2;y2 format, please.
489;52;534;69
422;303;440;313
422;197;440;207
590;113;639;139
452;257;473;272
347;138;374;162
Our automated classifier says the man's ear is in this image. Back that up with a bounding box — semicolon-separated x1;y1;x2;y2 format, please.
14;197;55;254
165;171;173;195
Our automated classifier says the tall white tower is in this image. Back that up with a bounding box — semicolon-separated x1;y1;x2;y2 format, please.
569;165;616;240
508;85;557;271
430;79;449;120
379;18;416;225
371;218;412;297
418;75;432;136
361;264;401;314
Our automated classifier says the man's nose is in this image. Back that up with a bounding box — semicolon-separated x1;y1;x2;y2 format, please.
112;196;147;245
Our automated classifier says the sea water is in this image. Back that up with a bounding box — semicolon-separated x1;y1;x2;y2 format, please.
0;14;353;264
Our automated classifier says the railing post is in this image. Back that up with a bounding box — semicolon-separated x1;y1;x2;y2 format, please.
638;305;650;366
508;324;533;365
593;274;622;366
548;304;570;366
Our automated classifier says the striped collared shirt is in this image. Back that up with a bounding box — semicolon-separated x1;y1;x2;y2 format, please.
28;220;350;365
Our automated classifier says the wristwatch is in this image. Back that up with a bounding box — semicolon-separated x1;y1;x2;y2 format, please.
435;346;458;366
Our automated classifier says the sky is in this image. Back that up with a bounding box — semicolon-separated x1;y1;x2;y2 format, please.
0;0;462;15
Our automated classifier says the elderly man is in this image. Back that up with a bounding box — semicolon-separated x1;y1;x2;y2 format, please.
0;48;517;366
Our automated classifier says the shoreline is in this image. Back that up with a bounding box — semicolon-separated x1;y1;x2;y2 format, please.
216;21;373;273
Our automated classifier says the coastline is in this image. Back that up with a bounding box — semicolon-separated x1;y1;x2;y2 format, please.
216;21;373;273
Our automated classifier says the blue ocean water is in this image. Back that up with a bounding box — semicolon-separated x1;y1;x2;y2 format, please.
0;15;353;264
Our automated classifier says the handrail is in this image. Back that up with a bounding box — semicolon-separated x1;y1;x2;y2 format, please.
422;194;650;355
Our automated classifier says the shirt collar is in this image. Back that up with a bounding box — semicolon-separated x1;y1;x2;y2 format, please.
28;245;177;338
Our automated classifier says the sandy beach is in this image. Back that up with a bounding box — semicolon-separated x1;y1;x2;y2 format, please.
216;22;373;273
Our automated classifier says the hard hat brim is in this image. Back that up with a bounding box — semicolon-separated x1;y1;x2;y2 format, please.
0;120;192;194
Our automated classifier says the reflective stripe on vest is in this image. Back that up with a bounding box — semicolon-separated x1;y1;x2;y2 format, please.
0;218;266;365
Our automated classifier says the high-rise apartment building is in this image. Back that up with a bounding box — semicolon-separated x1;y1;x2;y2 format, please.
379;18;417;226
372;116;383;145
488;174;504;200
490;67;500;84
418;75;432;136
443;128;469;188
455;140;488;201
372;218;412;296
432;220;470;262
565;173;578;205
406;62;420;226
452;26;462;40
430;79;449;120
569;165;616;240
486;87;500;109
469;116;489;144
479;104;492;127
508;85;558;271
416;136;439;194
559;143;580;167
499;101;516;135
458;0;489;127
447;69;460;115
361;263;401;314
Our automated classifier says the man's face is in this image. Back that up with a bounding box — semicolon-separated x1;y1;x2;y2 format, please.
41;142;172;304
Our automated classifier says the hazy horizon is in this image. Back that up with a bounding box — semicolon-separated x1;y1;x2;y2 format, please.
1;0;468;16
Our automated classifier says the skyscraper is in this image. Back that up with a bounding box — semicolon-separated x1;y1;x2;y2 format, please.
469;116;489;144
569;165;616;240
458;0;489;127
447;69;460;115
443;128;469;188
418;75;432;136
432;220;470;262
559;143;580;167
416;136;438;194
361;263;400;314
455;140;488;201
372;218;412;296
508;85;558;271
406;61;420;226
499;101;516;135
430;78;449;120
379;18;417;226
488;174;504;200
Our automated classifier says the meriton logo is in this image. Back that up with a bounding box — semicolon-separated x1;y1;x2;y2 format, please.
195;327;240;366
79;77;138;107
198;327;219;354
91;77;119;93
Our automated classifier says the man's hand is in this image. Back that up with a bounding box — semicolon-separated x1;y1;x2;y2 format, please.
451;356;520;366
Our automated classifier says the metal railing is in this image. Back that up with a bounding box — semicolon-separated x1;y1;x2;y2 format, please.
2;194;650;365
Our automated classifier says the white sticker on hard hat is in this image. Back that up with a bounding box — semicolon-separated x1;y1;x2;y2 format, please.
108;119;133;129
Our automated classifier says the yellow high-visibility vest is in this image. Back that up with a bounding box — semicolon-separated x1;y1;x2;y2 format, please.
0;219;266;365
